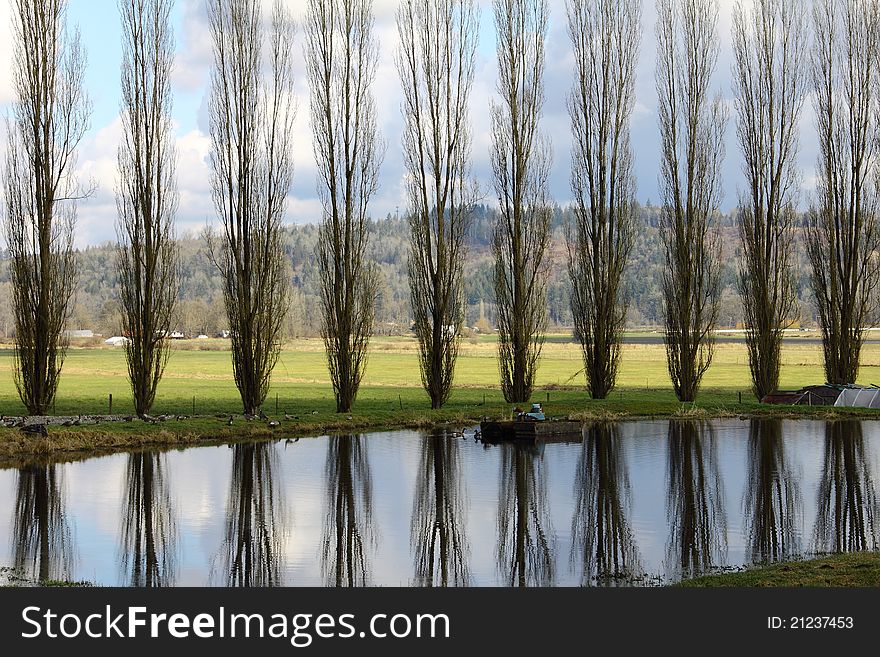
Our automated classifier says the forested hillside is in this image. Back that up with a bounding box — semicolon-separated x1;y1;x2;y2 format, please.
0;203;820;338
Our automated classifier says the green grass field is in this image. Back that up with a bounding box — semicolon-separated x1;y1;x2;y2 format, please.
2;333;880;418
678;552;880;587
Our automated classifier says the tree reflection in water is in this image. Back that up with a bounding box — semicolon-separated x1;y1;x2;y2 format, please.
12;464;75;582
813;420;878;553
410;431;470;586
217;442;287;586
665;420;726;580
497;443;553;587
321;435;374;587
572;423;640;584
119;452;177;586
743;419;800;563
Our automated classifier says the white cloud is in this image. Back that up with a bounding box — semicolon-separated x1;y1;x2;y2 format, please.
172;0;213;93
0;1;12;104
0;0;824;245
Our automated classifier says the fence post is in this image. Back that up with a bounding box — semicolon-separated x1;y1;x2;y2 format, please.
192;395;196;416
109;393;113;415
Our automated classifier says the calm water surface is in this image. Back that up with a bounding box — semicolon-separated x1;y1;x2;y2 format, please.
1;418;878;586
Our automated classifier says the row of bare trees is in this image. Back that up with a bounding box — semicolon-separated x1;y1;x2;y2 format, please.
6;0;880;417
658;0;880;402
496;0;880;404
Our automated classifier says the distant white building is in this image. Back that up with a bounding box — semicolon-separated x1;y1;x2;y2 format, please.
104;336;129;346
64;329;94;338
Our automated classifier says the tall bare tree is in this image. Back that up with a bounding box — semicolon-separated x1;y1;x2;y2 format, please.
655;0;727;402
565;0;640;400
491;0;552;404
207;0;295;416
397;0;480;409
306;0;384;414
116;0;179;419
732;0;806;400
807;0;880;385
2;0;91;415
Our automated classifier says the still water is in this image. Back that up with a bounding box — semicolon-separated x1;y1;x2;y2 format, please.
1;418;878;586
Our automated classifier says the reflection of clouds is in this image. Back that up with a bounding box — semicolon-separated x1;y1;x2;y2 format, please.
6;417;875;586
0;0;828;249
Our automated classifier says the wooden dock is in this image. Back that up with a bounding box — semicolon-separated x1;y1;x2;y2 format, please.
480;419;583;443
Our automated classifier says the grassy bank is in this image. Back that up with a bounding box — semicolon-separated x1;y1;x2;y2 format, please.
678;552;880;587
2;334;880;462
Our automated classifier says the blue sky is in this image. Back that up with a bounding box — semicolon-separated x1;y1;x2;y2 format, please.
0;0;820;247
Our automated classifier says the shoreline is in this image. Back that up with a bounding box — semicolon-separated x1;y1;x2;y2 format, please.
2;400;879;466
677;552;880;587
7;552;879;588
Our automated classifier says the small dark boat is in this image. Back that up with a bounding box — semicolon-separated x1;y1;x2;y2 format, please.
480;404;583;443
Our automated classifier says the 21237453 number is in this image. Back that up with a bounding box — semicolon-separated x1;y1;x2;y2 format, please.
768;616;853;629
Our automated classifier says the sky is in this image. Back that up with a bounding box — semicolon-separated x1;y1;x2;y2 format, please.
0;0;821;247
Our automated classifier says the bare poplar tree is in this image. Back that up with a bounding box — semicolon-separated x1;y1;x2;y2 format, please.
397;0;480;410
655;0;727;402
732;0;806;400
207;0;295;416
565;0;640;400
116;0;179;419
2;0;91;415
807;0;880;385
306;0;384;413
491;0;552;404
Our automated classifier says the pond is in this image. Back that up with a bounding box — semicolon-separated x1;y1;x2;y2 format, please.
0;418;878;586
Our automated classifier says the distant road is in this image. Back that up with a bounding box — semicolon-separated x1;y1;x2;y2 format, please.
543;333;880;346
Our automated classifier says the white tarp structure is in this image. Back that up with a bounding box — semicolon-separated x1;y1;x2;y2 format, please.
834;387;880;409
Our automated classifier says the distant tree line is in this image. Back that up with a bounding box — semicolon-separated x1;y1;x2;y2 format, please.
3;0;880;415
